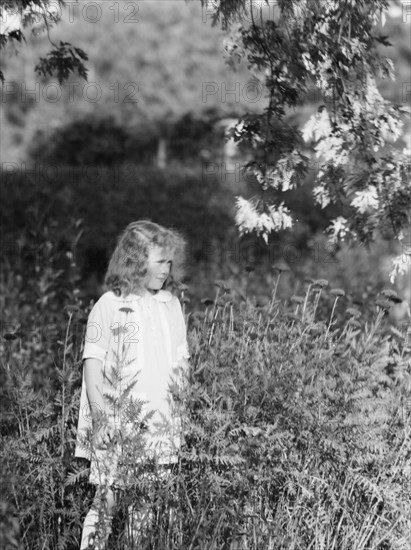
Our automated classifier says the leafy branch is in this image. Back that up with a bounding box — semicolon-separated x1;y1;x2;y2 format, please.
35;41;88;83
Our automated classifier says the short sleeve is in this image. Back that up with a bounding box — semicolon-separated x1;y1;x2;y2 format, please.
82;293;114;363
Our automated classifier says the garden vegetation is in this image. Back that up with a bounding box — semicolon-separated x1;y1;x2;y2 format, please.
1;222;410;549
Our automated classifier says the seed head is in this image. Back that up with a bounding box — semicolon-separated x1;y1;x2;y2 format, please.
176;282;189;292
330;288;345;297
313;279;329;288
119;307;134;314
375;299;391;311
380;289;402;304
64;305;82;314
272;260;290;274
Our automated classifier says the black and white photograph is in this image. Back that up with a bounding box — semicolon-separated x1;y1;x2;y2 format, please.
1;1;411;548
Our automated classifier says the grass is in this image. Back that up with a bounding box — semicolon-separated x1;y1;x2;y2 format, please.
0;224;410;549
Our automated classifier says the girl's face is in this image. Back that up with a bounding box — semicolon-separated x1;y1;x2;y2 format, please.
145;246;173;292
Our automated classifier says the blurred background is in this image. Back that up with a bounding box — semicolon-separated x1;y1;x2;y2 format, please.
1;0;410;317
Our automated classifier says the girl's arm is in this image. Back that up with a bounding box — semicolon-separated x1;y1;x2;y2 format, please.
84;358;105;420
84;358;116;447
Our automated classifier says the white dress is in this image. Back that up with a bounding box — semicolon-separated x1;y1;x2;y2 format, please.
75;290;189;485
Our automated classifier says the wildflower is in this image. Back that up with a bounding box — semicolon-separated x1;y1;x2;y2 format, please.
304;277;315;285
201;298;214;307
272;260;290;274
176;282;189;292
64;304;82;313
181;296;191;304
330;288;345;297
313;278;329;288
347;319;361;329
375;299;391;311
380;289;402;304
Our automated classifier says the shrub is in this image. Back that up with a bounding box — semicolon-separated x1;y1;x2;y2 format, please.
176;279;411;549
1;163;235;297
29;115;130;167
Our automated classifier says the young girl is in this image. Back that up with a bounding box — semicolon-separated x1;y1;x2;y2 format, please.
75;220;190;549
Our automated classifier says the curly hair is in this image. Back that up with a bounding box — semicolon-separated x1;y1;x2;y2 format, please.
104;220;186;296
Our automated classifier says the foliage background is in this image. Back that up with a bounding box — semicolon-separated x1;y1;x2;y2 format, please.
1;1;410;304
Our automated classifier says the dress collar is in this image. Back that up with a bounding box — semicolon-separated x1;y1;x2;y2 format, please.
124;290;173;303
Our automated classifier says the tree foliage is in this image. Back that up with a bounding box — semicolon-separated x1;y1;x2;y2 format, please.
206;0;411;279
0;0;88;83
2;0;410;281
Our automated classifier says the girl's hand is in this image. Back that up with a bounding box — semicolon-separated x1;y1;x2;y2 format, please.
91;413;117;450
93;423;117;450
